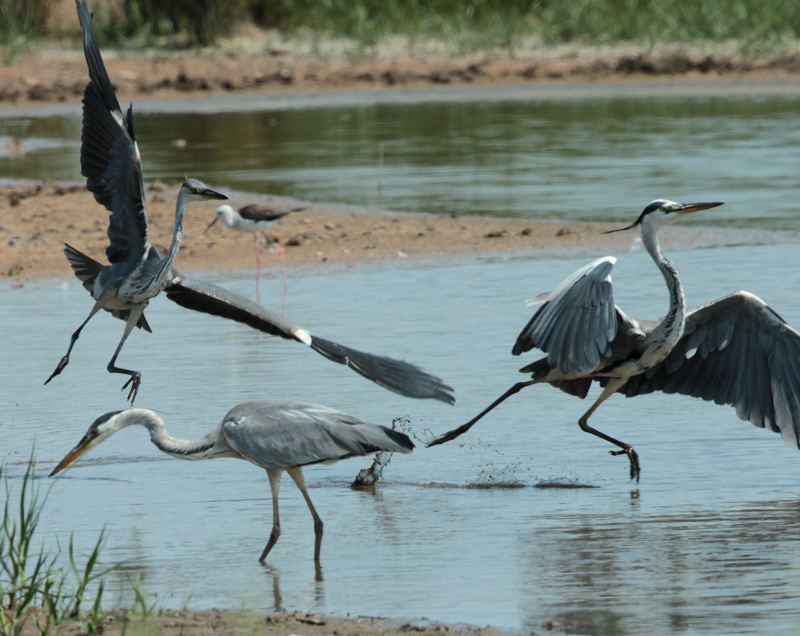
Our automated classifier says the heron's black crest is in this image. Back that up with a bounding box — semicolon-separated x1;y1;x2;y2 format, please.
92;410;122;429
632;200;671;226
603;199;670;234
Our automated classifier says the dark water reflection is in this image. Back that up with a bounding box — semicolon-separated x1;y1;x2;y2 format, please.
2;91;800;228
519;498;800;634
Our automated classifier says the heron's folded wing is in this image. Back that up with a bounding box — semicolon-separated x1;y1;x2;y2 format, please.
77;0;148;266
221;401;413;470
513;257;633;375
163;273;455;404
617;291;800;449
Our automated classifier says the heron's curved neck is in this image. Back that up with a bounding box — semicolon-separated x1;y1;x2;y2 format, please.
642;225;685;339
118;409;223;460
153;190;187;287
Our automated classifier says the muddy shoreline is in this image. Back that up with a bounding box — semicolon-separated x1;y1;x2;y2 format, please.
16;608;526;636
3;32;800;109
2;182;767;282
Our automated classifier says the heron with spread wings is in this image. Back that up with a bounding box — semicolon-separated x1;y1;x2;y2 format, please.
45;0;454;408
430;199;800;481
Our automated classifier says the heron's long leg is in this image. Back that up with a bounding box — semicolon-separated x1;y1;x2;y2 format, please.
45;294;108;386
106;304;146;403
577;377;640;482
260;469;283;562
262;231;288;298
253;232;262;305
427;380;538;447
287;466;324;562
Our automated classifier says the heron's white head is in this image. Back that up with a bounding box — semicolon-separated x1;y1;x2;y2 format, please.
604;199;724;235
49;410;133;476
180;178;228;203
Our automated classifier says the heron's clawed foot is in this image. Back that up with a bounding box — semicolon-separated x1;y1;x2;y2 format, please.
121;373;141;404
45;355;70;385
610;447;641;482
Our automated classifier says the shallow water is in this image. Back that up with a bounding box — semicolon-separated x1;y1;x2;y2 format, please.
3;240;800;635
2;89;800;229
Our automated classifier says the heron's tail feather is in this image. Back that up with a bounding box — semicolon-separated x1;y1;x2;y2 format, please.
64;243;103;292
62;243;151;332
549;378;592;399
309;336;455;405
372;424;415;453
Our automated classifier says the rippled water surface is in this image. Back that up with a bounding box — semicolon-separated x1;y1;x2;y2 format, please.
3;86;800;634
3;241;800;635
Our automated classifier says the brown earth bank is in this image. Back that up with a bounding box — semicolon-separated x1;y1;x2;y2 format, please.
3;30;800;108
13;608;531;636
0;181;752;282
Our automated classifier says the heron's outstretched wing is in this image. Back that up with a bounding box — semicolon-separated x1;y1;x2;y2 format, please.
616;291;800;449
77;0;148;265
163;272;455;404
513;257;642;375
221;401;413;469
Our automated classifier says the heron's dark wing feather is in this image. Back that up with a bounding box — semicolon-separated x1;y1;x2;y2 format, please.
221;401;413;470
163;272;455;403
513;257;641;375
617;291;800;449
237;204;291;223
77;0;148;265
64;242;104;294
63;243;151;332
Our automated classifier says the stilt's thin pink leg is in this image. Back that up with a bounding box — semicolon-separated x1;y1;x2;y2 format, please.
263;231;288;298
254;232;262;305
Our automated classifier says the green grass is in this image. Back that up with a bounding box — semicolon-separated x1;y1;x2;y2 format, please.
0;0;53;62
0;459;111;636
4;0;800;53
536;0;800;47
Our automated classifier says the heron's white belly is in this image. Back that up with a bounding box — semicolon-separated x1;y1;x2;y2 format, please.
94;278;157;306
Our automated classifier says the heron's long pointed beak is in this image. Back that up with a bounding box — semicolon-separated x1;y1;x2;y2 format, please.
50;437;92;476
203;216;219;234
200;188;228;201
674;201;724;215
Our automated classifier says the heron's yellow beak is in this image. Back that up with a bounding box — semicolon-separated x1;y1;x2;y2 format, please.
50;437;93;476
203;216;219;234
675;201;724;215
200;188;228;201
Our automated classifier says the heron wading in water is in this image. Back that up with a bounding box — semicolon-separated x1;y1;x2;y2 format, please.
430;199;800;481
46;0;454;408
205;203;302;302
50;402;413;562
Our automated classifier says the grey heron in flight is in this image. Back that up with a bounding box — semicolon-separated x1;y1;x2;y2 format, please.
45;0;454;407
205;203;302;301
433;199;800;481
50;401;413;562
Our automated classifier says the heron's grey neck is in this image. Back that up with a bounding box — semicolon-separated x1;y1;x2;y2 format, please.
642;227;685;343
119;409;231;460
152;189;187;288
